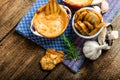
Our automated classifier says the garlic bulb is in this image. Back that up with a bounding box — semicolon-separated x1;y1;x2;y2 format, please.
83;41;108;60
101;0;109;13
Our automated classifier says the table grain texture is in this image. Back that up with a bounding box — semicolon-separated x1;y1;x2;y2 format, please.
0;0;120;80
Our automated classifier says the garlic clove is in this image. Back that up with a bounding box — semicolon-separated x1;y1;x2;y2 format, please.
91;0;103;5
101;0;109;13
93;6;101;13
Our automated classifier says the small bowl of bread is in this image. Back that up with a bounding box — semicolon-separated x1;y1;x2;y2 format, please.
30;0;71;38
72;7;105;39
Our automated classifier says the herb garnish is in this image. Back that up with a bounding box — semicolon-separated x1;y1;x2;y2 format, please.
61;34;80;60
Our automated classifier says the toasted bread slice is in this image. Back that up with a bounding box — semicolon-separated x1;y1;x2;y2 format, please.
84;10;101;27
77;10;88;21
40;49;64;70
88;22;106;36
77;21;89;35
65;0;93;7
74;22;86;35
83;21;94;31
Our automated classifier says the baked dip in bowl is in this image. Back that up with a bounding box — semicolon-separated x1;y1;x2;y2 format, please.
30;0;71;38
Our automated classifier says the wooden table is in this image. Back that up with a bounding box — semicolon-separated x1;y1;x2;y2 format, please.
0;0;120;80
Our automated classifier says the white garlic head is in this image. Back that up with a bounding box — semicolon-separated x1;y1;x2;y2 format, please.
101;0;109;13
83;41;102;60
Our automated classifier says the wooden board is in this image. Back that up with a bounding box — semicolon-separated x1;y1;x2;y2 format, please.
0;31;50;80
0;0;120;80
0;0;35;41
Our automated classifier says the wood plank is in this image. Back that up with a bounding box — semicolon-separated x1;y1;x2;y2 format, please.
0;0;35;41
45;11;120;80
0;31;50;80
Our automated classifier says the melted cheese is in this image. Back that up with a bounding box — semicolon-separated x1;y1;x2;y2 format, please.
33;12;67;38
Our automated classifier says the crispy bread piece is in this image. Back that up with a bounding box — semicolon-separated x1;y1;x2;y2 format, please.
77;21;89;35
83;21;94;31
45;3;50;15
49;0;54;14
45;0;61;15
88;22;106;36
40;49;64;70
76;10;88;21
74;22;86;35
91;10;102;23
84;10;101;27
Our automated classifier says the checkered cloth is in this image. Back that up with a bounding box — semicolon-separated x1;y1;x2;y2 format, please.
16;0;120;73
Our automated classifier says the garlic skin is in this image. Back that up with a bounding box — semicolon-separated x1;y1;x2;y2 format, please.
98;27;107;45
101;0;109;13
108;31;119;40
83;41;108;60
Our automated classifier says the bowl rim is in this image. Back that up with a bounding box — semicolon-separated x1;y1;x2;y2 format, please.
72;7;103;39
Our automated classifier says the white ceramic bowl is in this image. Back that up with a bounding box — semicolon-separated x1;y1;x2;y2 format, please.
72;7;103;39
30;5;72;38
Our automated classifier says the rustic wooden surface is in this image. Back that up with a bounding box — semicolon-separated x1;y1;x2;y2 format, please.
0;0;120;80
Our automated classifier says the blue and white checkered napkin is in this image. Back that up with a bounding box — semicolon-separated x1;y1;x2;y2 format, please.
16;0;120;73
